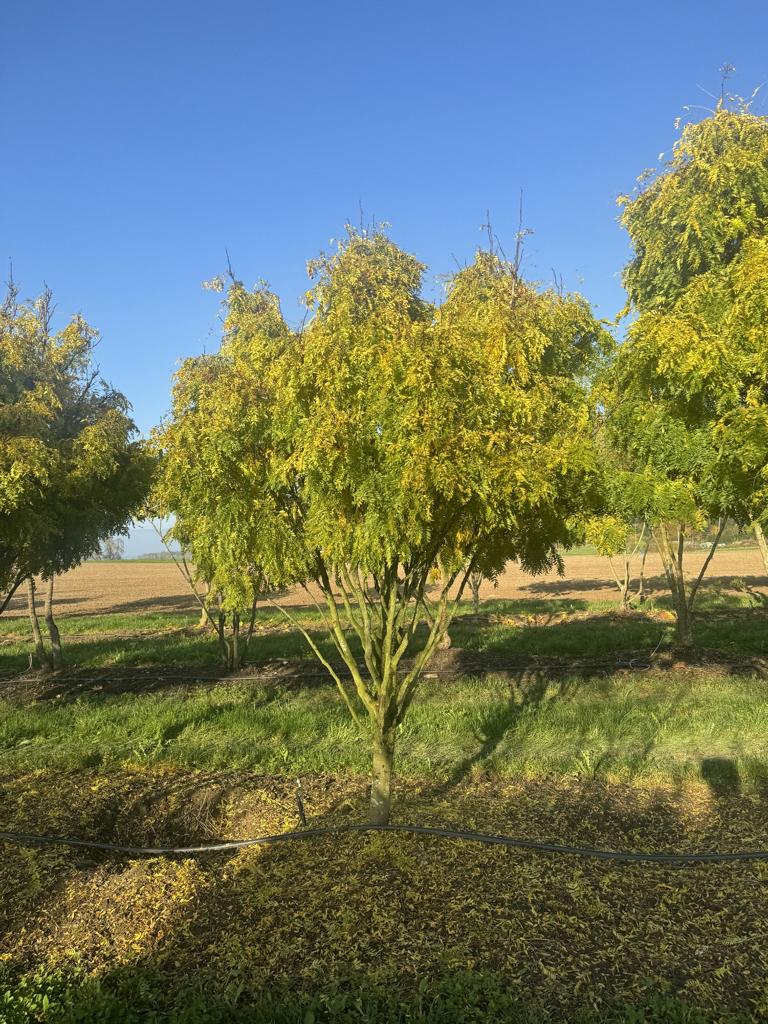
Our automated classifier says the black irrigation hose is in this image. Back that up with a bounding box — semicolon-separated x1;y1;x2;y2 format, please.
2;822;768;864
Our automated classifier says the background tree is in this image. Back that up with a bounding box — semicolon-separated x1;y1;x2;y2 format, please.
603;96;767;644
149;509;263;670
468;570;482;615
583;431;653;610
148;287;274;671
155;227;611;823
584;513;649;611
93;536;126;560
0;281;153;663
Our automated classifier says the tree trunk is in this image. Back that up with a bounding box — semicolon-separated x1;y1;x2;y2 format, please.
370;728;395;825
216;608;233;669
44;576;64;670
469;573;481;615
606;554;631;610
655;524;693;648
636;534;651;604
198;594;209;629
232;611;240;669
198;582;215;629
673;591;694;647
664;544;692;647
620;554;631;611
243;592;258;659
26;578;50;671
755;523;768;574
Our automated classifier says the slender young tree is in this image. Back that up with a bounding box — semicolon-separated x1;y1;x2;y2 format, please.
155;227;610;823
585;514;649;611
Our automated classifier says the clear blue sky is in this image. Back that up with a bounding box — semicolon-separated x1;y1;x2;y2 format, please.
3;1;767;553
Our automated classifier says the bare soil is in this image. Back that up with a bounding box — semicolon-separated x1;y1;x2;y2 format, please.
4;547;766;619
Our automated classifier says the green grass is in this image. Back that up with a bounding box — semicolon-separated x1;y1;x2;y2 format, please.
3;591;767;786
3;671;767;789
1;965;752;1023
0;610;189;637
0;611;339;673
455;609;768;660
0;605;332;639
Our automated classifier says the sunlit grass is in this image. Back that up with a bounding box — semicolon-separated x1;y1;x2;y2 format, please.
2;671;767;789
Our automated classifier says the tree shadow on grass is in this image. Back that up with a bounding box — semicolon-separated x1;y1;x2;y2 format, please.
419;669;696;810
518;572;768;601
701;757;742;798
424;671;580;800
519;575;643;597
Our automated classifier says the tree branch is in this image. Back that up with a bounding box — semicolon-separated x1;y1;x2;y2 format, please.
688;518;727;611
265;595;364;729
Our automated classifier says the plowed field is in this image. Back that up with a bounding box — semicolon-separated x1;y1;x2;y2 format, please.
5;547;766;618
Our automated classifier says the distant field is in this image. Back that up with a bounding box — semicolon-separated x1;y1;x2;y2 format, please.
4;546;766;618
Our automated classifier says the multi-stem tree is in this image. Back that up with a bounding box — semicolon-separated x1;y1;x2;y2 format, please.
0;282;153;661
154;227;610;823
603;96;768;644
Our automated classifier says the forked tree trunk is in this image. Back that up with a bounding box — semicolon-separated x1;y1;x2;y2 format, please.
755;522;768;573
26;578;50;670
273;558;475;827
654;520;726;649
214;608;246;670
370;727;395;825
606;553;632;611
608;523;649;611
44;576;63;670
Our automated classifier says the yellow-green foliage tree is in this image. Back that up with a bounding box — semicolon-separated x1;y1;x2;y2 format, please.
149;283;280;669
0;282;154;653
154;227;610;823
603;98;768;644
